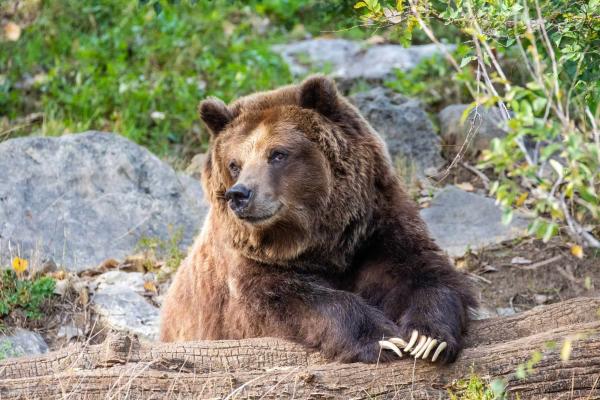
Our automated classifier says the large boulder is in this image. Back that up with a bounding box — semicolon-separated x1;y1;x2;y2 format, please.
0;132;208;272
350;87;444;176
420;186;529;257
438;104;509;158
273;38;453;82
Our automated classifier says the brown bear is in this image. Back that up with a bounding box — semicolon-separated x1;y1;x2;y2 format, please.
160;75;476;364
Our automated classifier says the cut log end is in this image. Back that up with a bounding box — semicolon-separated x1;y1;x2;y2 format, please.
1;297;599;399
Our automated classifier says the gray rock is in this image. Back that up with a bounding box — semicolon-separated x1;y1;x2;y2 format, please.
420;186;529;257
438;104;508;158
0;328;48;359
0;132;208;272
57;324;83;341
92;270;159;341
350;88;444;175
273;39;453;81
185;153;208;180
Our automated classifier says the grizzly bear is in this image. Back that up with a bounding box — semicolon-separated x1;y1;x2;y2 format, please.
160;75;476;364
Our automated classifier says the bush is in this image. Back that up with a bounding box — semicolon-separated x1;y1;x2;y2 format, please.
354;0;600;248
0;269;56;320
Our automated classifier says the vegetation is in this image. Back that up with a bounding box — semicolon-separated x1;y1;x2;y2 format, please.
137;227;185;279
0;0;365;158
448;373;505;400
0;267;55;320
354;0;600;248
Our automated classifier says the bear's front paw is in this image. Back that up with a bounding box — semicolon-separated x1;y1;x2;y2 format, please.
379;330;455;363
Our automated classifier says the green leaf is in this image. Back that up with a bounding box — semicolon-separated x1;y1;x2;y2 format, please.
549;159;564;178
543;222;558;242
459;56;476;68
354;1;367;9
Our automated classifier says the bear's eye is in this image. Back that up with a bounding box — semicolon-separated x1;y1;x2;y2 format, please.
228;161;240;177
268;150;288;164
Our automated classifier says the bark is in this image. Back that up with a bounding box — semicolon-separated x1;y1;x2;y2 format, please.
1;297;599;399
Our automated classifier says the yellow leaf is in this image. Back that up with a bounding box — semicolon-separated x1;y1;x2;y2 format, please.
515;192;528;207
144;281;157;293
570;244;584;259
11;257;28;273
455;182;474;192
561;339;572;361
3;22;21;41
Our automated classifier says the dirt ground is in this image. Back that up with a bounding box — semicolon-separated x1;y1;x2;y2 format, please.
464;238;600;317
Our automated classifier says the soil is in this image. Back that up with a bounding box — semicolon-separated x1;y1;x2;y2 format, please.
466;238;600;317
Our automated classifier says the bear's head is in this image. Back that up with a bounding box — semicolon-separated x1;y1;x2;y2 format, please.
198;76;393;270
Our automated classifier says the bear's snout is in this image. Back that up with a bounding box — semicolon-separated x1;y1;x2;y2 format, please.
225;184;253;213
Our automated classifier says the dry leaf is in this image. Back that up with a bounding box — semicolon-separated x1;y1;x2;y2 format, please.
3;22;21;41
455;182;474;192
570;244;584;259
561;338;572;361
98;258;119;270
79;288;89;305
515;192;529;207
144;281;158;293
11;257;28;273
51;270;67;280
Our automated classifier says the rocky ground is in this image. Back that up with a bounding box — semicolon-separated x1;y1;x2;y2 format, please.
1;38;598;360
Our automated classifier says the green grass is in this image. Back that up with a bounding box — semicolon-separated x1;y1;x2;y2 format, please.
0;0;368;158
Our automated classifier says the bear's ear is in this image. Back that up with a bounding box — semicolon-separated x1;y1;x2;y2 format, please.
299;75;339;118
198;97;233;136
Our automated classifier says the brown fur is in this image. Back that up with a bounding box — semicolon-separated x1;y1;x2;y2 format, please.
160;76;477;363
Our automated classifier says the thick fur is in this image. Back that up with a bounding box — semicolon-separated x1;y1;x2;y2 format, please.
160;76;477;364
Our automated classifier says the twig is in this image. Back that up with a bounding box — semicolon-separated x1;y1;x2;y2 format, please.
518;254;563;270
559;195;600;248
459;161;490;189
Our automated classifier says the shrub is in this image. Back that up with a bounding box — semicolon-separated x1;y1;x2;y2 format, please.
354;0;600;248
0;269;56;320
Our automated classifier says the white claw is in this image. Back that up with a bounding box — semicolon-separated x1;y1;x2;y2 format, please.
404;330;419;352
389;337;407;348
379;340;403;358
431;341;447;362
410;335;427;356
415;337;432;358
422;339;438;359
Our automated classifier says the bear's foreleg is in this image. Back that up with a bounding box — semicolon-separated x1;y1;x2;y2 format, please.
352;249;476;364
233;263;409;363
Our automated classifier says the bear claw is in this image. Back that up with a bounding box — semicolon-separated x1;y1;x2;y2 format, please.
378;340;403;358
379;329;447;363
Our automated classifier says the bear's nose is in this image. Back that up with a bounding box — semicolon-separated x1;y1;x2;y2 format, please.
224;184;253;211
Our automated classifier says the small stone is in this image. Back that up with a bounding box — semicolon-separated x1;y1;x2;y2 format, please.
495;307;517;317
92;271;159;340
0;328;48;358
534;294;551;305
511;256;532;265
57;324;83;341
53;279;70;296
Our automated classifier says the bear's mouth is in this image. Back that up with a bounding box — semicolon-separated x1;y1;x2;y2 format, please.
236;203;283;225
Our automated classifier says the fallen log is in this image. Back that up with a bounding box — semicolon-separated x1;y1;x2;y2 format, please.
1;297;599;399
